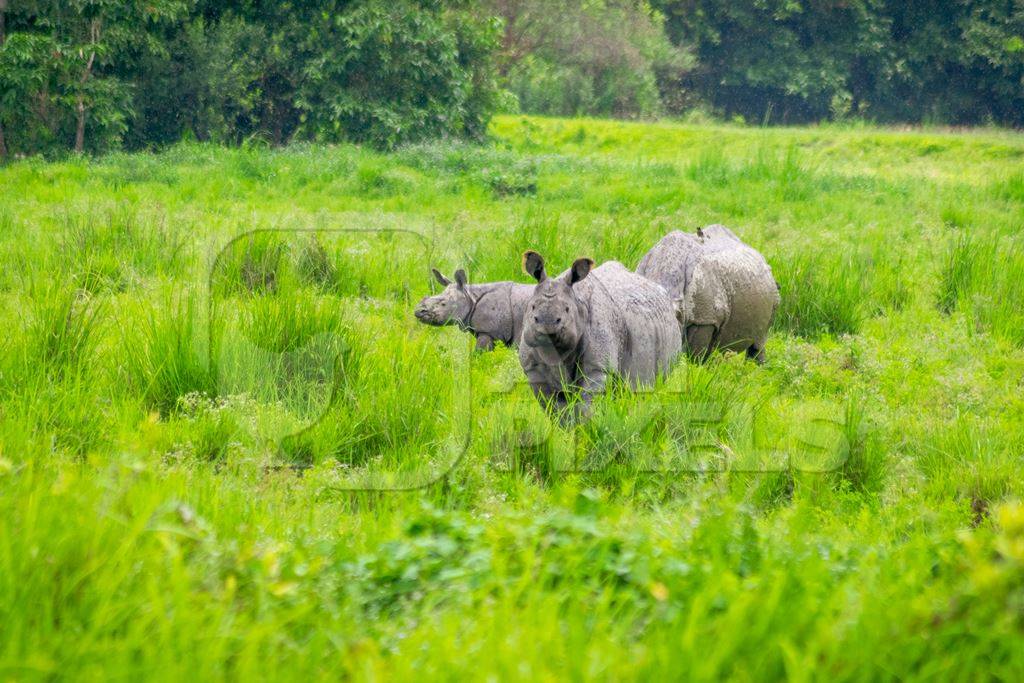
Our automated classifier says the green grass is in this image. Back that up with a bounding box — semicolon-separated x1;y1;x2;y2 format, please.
2;116;1024;680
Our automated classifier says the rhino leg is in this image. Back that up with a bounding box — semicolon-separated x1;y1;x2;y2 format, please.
530;382;570;415
570;368;608;423
685;324;716;362
746;345;766;364
475;333;495;352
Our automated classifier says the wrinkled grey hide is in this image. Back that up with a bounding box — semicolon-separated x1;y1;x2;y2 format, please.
636;225;780;363
414;268;535;351
518;252;681;421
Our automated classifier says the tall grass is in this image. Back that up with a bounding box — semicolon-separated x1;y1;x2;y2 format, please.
122;296;219;415
991;171;1024;202
936;232;983;314
915;416;1018;505
772;251;867;337
27;285;103;380
212;232;288;297
936;232;1024;346
833;398;887;494
56;204;186;291
686;146;815;201
1;117;1023;679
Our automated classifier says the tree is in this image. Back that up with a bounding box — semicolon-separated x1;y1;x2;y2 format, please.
653;0;890;123
294;1;501;147
0;0;188;155
53;0;188;152
0;0;503;154
0;0;7;160
492;0;692;117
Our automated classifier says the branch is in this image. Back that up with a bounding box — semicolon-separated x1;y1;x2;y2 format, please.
81;50;96;83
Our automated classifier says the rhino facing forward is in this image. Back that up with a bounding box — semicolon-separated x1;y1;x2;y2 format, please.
518;251;681;420
637;226;779;363
414;268;535;351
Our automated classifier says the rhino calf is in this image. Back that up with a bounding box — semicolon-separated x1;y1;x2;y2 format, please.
637;225;779;363
414;268;534;351
518;251;681;421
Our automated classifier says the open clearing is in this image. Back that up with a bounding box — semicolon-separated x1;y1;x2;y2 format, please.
2;116;1024;679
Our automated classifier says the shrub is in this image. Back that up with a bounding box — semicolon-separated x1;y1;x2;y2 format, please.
480;159;538;197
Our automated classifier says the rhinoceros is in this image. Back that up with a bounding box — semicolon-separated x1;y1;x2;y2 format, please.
636;225;779;363
518;251;681;420
413;268;535;351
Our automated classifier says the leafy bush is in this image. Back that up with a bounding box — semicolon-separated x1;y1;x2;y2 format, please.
480;159;538;197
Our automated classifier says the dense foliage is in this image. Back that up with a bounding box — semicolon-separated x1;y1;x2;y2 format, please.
0;0;501;155
1;1;1023;156
655;0;1024;125
490;0;691;118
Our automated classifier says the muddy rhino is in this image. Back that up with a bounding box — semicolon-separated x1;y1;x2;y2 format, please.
636;225;779;363
414;268;535;351
518;251;681;420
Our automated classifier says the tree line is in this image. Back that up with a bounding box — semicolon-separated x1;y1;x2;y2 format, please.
1;0;1022;157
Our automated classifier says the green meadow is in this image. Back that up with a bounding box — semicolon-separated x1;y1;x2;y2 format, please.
2;115;1024;680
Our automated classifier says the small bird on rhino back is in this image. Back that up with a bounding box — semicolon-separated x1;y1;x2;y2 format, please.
636;225;780;363
518;250;681;422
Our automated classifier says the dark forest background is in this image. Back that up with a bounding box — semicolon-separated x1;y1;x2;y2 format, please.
2;0;1023;157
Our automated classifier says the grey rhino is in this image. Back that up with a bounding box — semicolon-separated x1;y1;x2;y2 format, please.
413;268;535;351
636;225;779;363
518;251;681;420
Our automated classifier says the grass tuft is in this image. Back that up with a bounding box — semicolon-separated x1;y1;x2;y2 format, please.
936;232;982;314
27;285;103;380
834;399;887;494
294;236;337;290
936;233;1024;345
213;232;288;297
123;296;219;415
772;252;867;337
992;171;1024;202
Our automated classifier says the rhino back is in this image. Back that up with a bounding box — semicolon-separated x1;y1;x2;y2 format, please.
636;231;703;299
701;224;741;243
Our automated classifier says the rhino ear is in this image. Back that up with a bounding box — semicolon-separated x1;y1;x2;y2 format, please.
432;268;451;286
454;269;467;289
523;251;547;282
569;257;594;285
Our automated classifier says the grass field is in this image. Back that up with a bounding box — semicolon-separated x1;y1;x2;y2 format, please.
2;115;1024;680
